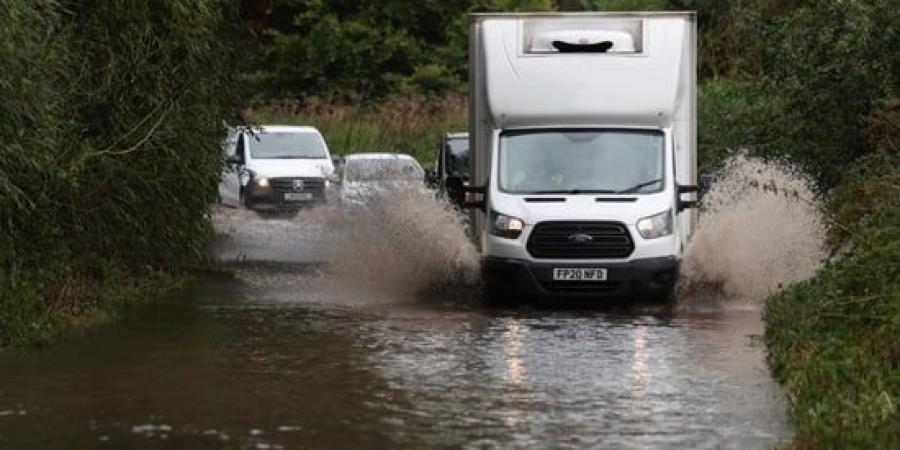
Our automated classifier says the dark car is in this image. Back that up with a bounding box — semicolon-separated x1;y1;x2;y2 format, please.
427;132;469;207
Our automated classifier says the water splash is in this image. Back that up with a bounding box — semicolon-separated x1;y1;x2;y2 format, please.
214;155;825;307
678;155;827;307
212;187;481;303
309;187;481;299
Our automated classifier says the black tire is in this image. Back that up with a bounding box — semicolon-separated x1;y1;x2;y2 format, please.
639;285;676;306
482;276;518;306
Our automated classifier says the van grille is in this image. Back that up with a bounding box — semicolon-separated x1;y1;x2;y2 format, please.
271;177;325;194
527;221;634;259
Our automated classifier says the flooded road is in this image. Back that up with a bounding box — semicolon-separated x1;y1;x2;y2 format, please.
0;208;793;449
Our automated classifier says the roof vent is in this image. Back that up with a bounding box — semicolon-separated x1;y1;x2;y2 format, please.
523;19;644;55
532;30;635;53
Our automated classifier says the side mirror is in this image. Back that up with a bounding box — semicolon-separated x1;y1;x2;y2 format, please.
446;176;465;207
448;176;486;211
677;184;699;212
225;154;242;166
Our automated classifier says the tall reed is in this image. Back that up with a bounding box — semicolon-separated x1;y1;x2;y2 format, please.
251;95;468;166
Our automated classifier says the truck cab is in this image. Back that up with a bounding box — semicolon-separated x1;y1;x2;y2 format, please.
463;13;698;301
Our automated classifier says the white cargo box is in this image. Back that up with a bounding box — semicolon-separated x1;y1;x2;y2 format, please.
476;14;694;129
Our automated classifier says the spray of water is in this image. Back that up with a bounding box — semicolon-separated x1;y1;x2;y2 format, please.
678;155;827;307
213;186;481;303
214;155;826;308
310;187;481;299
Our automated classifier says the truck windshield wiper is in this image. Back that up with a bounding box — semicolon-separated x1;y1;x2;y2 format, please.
617;178;663;194
531;189;618;194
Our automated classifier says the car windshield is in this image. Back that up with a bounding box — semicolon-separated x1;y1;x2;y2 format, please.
445;137;469;177
345;158;425;182
499;130;664;194
250;132;328;159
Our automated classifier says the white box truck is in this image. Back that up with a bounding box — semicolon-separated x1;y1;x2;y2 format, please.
456;12;698;301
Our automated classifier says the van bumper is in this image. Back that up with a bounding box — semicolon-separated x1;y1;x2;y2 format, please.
244;186;325;211
482;256;679;300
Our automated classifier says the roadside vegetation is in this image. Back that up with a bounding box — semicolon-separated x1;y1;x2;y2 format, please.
686;1;899;446
251;95;467;162
0;0;249;347
1;0;897;446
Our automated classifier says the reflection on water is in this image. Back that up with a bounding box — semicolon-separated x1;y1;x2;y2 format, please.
503;320;526;386
630;324;649;397
0;271;791;450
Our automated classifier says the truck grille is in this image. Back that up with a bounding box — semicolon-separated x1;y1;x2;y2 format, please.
527;221;634;259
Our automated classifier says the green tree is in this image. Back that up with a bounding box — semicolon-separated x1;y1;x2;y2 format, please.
250;0;554;98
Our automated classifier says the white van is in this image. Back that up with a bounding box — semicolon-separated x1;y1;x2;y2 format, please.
458;12;698;301
219;125;335;211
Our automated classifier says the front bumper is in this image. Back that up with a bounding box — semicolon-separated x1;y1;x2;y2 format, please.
482;256;679;300
244;185;325;210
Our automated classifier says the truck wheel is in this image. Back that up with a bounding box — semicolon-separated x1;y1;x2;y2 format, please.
482;277;517;306
641;286;676;305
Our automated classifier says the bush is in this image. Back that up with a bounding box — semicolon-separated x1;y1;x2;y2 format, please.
0;0;247;347
697;78;792;172
764;98;900;449
690;0;899;189
764;156;899;447
758;0;900;188
252;0;592;99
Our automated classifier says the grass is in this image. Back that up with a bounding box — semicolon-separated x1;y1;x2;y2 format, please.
763;148;900;449
250;94;468;167
0;266;185;349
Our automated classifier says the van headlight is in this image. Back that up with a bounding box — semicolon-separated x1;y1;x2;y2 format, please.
491;210;525;239
636;209;673;239
254;176;270;188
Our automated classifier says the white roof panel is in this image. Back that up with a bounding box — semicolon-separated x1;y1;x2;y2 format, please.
481;16;691;128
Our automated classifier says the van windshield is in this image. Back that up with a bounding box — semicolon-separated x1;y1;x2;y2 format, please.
499;130;664;194
250;132;328;159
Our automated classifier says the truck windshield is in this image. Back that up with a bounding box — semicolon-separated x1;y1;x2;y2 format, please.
250;132;328;159
345;159;424;182
499;130;664;194
445;138;469;177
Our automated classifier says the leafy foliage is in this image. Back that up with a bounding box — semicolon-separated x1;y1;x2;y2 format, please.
249;0;676;98
557;0;667;11
691;0;899;189
696;79;792;173
765;149;900;447
0;0;248;346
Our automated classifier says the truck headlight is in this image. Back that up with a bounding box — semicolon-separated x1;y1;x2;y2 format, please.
636;209;673;239
491;210;524;239
254;176;270;188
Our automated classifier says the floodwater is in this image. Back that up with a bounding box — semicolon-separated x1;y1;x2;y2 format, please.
0;208;794;450
5;157;826;450
0;275;790;449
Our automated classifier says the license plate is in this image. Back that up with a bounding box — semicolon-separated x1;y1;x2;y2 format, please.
284;192;314;202
553;268;608;282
